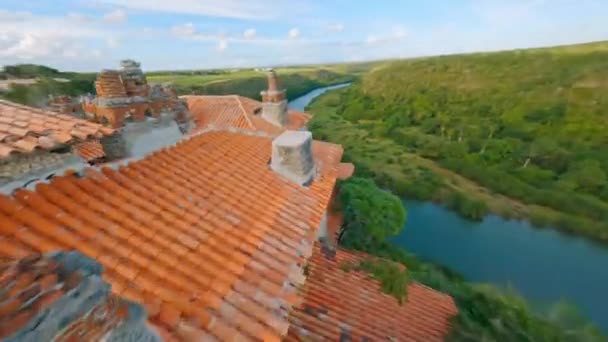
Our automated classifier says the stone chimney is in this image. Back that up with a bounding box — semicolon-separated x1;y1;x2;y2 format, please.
271;130;315;186
261;70;288;127
0;251;161;342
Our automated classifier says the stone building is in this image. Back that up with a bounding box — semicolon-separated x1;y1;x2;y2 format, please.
0;99;113;190
47;95;81;115
183;70;311;135
82;60;190;129
260;70;290;127
0;68;458;340
77;60;194;163
0;127;457;340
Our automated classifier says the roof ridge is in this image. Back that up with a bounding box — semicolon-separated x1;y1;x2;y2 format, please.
232;95;256;130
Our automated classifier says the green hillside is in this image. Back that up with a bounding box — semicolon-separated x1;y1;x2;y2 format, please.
308;41;608;241
0;64;96;106
147;66;359;101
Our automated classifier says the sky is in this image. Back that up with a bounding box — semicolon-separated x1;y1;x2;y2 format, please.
0;0;607;71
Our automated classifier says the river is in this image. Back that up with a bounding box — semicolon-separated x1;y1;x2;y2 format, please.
289;84;608;332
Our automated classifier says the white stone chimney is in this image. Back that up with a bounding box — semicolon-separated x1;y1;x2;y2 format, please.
271;130;315;186
261;101;288;127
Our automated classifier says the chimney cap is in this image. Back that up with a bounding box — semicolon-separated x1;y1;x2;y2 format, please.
271;130;315;186
273;130;311;146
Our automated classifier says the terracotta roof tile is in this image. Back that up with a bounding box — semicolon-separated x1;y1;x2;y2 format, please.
0;100;113;159
288;244;458;341
183;95;311;135
0;252;140;341
337;162;355;180
0;130;342;340
74;140;105;163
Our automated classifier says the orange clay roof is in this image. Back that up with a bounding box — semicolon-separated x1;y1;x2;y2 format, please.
0;129;344;341
183;95;311;135
74;140;105;163
287;244;458;341
0;253;134;340
337;162;355;180
0;100;113;159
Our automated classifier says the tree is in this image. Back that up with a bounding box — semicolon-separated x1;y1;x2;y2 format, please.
561;160;607;193
523;137;558;168
338;177;407;249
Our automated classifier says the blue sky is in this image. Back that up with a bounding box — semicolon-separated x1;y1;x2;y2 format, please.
1;0;607;71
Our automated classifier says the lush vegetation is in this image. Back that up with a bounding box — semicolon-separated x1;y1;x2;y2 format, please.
308;41;608;242
341;258;410;304
337;177;406;248
148;66;356;101
336;176;604;341
1;64;96;106
1;63;365;107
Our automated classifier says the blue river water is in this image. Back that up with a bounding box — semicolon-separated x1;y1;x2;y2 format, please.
289;85;608;332
394;201;608;331
288;83;351;111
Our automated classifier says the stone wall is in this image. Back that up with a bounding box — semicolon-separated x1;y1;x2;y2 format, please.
2;251;161;342
0;151;75;185
262;100;288;127
100;131;128;161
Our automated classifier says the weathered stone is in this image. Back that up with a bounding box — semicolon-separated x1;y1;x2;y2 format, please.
100;131;127;161
271;130;316;186
262;100;288;127
0;152;73;185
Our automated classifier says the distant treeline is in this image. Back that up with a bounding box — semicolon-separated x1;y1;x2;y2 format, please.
308;41;608;242
164;69;355;102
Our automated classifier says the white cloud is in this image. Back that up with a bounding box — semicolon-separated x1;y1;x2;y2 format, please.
103;9;128;23
327;23;345;32
218;39;228;51
0;10;111;63
288;27;300;39
366;35;380;45
472;0;547;26
66;12;91;23
243;28;256;39
0;10;32;22
171;22;197;37
393;26;407;39
365;26;408;45
106;37;121;48
96;0;305;20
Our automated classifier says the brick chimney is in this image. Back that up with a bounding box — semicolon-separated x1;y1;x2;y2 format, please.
261;70;288;127
271;130;315;186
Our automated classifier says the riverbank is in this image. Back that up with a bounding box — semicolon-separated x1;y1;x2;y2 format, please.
397;200;608;332
289;86;606;339
148;67;356;101
304;87;608;245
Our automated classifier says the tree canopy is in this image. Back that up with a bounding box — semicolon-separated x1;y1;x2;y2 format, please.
308;40;608;241
338;177;406;249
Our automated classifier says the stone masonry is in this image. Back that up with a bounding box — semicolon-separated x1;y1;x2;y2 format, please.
82;60;192;130
271;130;316;186
261;70;289;127
0;151;75;185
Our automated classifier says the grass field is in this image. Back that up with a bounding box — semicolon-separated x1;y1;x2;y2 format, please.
146;63;376;100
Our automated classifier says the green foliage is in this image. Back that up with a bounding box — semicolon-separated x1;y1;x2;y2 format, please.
308;44;608;340
338;177;406;249
148;68;354;101
2;64;62;78
446;191;489;221
341;258;410;303
308;41;608;242
0;64;96;106
1;77;95;107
